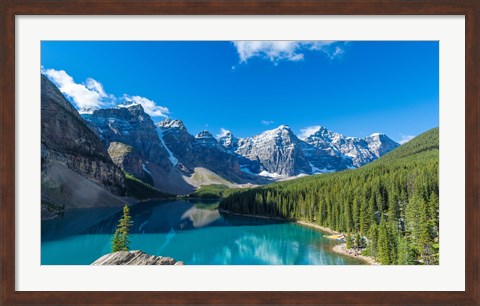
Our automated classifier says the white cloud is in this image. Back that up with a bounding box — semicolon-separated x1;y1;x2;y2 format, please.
299;125;321;140
398;135;415;145
43;68;170;118
85;78;107;97
42;68;115;109
120;95;170;117
261;120;275;126
232;41;344;63
216;128;231;139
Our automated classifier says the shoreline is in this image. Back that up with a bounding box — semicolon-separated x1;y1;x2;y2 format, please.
332;244;380;265
219;208;379;265
294;220;338;235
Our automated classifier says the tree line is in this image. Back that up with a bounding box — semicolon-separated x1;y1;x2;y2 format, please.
220;128;439;265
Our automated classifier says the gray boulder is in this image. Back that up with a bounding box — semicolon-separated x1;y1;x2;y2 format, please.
91;250;184;265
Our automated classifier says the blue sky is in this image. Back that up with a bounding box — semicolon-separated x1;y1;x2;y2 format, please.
41;41;438;143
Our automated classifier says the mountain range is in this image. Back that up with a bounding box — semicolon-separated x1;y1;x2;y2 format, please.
41;74;400;216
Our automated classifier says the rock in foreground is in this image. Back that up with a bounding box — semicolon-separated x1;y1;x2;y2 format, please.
91;250;184;265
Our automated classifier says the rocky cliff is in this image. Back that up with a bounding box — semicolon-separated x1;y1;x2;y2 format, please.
83;104;172;171
107;141;156;185
41;75;125;216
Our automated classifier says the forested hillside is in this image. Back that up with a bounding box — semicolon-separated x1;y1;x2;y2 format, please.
220;128;439;265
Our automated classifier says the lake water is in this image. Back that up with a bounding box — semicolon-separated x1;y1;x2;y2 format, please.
41;199;365;265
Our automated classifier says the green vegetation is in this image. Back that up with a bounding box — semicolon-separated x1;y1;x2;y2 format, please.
112;204;133;252
124;173;173;200
220;128;439;265
187;184;230;199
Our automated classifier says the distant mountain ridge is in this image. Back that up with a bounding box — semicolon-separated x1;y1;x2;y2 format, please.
303;126;400;168
42;74;399;197
216;124;400;176
82;105;399;188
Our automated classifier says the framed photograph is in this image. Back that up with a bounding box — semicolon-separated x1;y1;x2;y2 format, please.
1;0;479;305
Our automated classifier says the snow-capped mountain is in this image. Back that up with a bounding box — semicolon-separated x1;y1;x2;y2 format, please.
156;119;247;183
216;124;399;176
196;130;225;150
78;106;98;114
365;133;401;158
217;130;238;152
81;103;399;193
304;127;400;167
233;125;311;176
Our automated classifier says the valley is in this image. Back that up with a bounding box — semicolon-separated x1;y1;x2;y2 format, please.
40;72;438;266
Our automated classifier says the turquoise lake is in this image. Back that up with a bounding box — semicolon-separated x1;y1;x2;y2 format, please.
41;200;365;265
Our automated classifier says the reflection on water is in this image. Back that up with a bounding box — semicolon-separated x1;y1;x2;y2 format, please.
41;199;364;265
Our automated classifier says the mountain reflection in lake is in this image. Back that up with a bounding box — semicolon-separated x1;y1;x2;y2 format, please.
41;199;365;265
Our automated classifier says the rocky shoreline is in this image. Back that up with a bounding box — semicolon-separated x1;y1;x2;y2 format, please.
332;244;380;265
91;250;184;265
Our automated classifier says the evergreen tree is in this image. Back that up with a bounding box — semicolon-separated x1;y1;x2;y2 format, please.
366;223;379;258
345;233;353;249
396;235;411;265
111;204;133;252
377;221;391;264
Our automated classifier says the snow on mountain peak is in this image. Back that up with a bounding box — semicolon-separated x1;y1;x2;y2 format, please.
117;102;144;111
216;128;232;140
157;118;185;129
78;106;98;114
218;130;238;151
196;130;215;139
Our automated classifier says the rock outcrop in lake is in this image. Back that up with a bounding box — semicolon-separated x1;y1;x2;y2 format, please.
91;250;184;265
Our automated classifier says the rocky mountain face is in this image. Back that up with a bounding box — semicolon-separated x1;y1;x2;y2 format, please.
218;131;238;152
83;107;195;195
304;127;400;167
157;119;399;180
41;75;125;217
156;119;249;183
234;125;311;176
83;104;172;171
217;125;399;176
107;142;147;182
